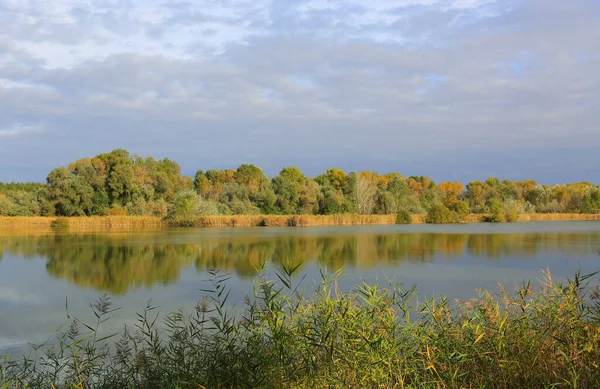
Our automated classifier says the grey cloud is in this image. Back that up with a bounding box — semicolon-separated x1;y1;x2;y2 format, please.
0;0;598;183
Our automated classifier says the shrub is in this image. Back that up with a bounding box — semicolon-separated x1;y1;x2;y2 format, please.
485;199;505;223
502;200;520;222
51;217;69;230
395;209;412;224
148;199;169;217
107;206;128;216
505;208;519;222
166;190;220;226
449;201;470;222
426;204;458;224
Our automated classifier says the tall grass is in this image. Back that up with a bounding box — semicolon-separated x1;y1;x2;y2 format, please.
2;268;599;389
0;213;598;233
65;216;163;230
0;217;55;229
191;214;399;227
519;213;600;222
0;216;163;233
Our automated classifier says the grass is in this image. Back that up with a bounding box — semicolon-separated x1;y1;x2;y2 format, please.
0;213;598;233
0;216;164;232
0;217;55;229
190;214;398;227
1;268;599;389
519;213;600;222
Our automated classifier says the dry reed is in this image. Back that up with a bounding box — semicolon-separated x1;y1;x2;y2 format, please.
193;214;398;227
0;216;163;233
0;216;55;229
0;213;598;233
518;213;600;222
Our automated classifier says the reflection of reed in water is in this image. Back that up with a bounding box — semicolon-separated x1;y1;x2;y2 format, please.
1;231;598;293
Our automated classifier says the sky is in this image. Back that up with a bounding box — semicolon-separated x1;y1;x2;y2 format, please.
0;0;598;184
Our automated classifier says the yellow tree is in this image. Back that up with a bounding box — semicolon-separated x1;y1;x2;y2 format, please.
438;182;465;207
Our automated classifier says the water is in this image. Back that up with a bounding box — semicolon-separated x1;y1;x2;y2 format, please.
1;222;599;356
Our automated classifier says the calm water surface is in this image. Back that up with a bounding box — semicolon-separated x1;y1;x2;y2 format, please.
1;222;600;355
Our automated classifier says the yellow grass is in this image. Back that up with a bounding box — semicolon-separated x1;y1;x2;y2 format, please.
0;216;55;229
292;214;397;226
0;213;598;233
517;213;600;221
0;216;163;233
193;214;398;227
65;216;163;229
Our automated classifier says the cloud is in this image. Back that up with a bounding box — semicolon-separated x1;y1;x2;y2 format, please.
0;0;598;183
0;124;43;139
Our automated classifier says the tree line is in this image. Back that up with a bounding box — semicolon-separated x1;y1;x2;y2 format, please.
1;149;599;220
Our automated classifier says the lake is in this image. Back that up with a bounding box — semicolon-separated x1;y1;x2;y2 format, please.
1;221;599;356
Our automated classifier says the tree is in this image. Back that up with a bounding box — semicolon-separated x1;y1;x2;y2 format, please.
583;188;600;213
194;170;212;197
320;188;344;214
324;168;347;192
234;164;265;196
388;177;422;213
272;167;306;214
438;182;465;208
47;167;95;216
0;194;12;216
356;174;377;214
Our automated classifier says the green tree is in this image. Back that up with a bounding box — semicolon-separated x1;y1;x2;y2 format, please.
583;189;600;213
272;167;306;214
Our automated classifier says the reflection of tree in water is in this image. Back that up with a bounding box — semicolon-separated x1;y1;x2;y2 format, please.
0;231;598;293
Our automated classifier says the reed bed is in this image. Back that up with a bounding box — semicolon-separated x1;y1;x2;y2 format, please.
65;216;163;229
292;214;396;226
2;268;599;389
0;214;598;233
193;215;268;227
518;213;600;222
192;214;398;227
0;216;55;229
0;216;164;233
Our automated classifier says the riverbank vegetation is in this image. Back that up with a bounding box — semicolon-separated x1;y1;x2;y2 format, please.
1;269;599;388
2;213;599;232
1;149;600;223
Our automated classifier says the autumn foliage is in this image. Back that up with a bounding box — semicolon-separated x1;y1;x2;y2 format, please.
1;149;600;221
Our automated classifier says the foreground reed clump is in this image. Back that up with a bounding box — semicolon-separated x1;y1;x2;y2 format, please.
2;268;599;389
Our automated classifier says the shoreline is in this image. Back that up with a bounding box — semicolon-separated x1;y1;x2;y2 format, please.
0;213;599;233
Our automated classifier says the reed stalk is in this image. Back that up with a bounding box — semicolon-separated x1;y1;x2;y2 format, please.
1;269;599;388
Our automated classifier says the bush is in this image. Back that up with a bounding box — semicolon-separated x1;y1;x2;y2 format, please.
395;209;412;224
505;209;519;222
426;204;459;224
51;217;69;230
485;199;505;223
166;190;220;226
107;206;128;216
449;201;470;222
